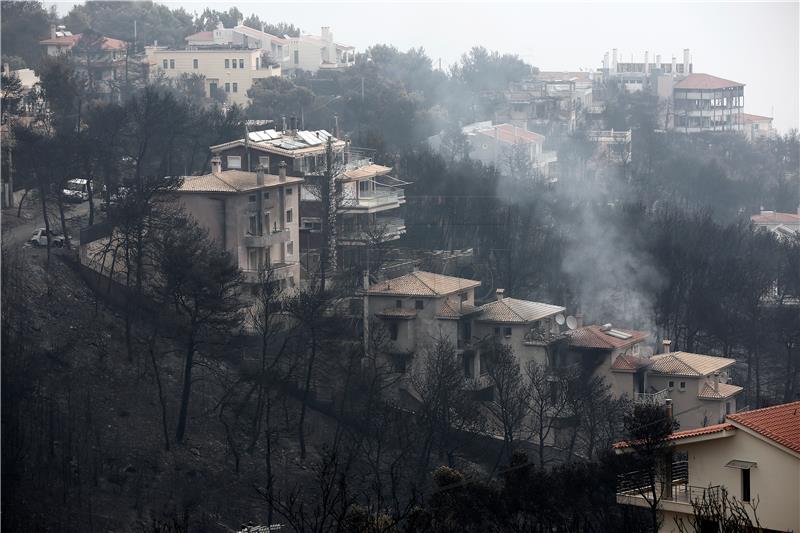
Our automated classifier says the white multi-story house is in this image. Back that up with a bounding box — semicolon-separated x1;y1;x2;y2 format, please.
671;73;745;133
736;113;776;141
614;401;800;533
170;156;303;290
145;46;281;106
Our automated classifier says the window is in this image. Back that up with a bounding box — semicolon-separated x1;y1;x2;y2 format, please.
193;59;198;69
225;82;231;93
359;180;371;195
232;58;237;69
286;241;294;256
225;59;230;68
248;215;258;235
256;57;260;69
389;322;398;341
264;212;271;232
294;50;299;64
285;187;293;195
239;59;244;69
395;300;402;308
415;299;424;310
232;82;238;93
259;156;270;169
679;381;687;391
463;353;474;378
263;191;270;200
227;156;241;169
248;194;256;203
726;402;732;415
503;326;512;338
741;469;750;502
162;59;168;69
247;247;263;270
285;209;293;223
460;292;468;302
169;59;175;69
494;327;501;338
668;380;675;391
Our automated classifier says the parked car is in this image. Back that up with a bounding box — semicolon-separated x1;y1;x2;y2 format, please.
62;178;91;203
29;228;66;247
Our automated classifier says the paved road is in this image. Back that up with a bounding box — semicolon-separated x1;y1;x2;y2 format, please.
2;199;92;247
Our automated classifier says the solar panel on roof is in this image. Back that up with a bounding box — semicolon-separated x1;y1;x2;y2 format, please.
607;329;633;340
317;130;331;141
264;129;279;139
298;131;322;146
248;132;261;142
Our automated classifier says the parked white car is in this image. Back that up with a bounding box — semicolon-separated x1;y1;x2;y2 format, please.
29;228;66;247
62;178;90;203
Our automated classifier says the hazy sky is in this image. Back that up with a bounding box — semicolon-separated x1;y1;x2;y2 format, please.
49;1;800;132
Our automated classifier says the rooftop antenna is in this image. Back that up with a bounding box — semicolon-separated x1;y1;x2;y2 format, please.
566;316;578;330
555;313;566;326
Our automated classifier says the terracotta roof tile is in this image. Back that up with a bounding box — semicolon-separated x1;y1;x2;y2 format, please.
476;123;545;145
476;298;564;324
567;325;649;350
673;73;744;90
613;423;735;449
185;31;213;42
750;212;800;224
698;382;743;400
435;300;478;320
649;351;736;377
611;353;650;372
737;113;772;124
40;34;127;50
727;401;800;454
178;171;303;193
368;271;480;297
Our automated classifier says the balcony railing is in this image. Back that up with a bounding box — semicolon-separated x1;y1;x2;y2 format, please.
241;228;290;248
339;217;406;244
617;461;722;505
633;389;669;405
340;190;404;211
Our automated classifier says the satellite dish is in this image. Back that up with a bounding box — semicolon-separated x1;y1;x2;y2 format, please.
566;316;578;330
555;313;566;326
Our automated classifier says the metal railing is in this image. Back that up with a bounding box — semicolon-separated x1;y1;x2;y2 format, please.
633;389;669;405
616;461;723;505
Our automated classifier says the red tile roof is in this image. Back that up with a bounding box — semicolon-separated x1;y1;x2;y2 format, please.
727;401;800;454
698;382;743;400
750;212;800;224
738;113;772;124
567;325;649;350
613;423;735;449
476;123;545;145
475;297;564;324
40;34;127;50
673;73;744;90
185;31;213;42
368;271;480;298
611;353;650;372
435;300;478;320
649;351;736;377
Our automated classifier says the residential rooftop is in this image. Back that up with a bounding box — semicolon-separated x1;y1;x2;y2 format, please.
649;351;736;377
750;210;800;225
476;297;564;324
567;324;648;350
367;271;481;298
176;170;303;194
673;73;744;90
40;33;127;50
210;129;346;158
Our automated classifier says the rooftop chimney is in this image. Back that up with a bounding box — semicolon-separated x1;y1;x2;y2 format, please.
656;54;662;68
495;288;505;301
211;156;222;175
289;115;297;134
713;372;720;393
671;56;676;77
662;339;672;354
683;48;690;75
665;398;673;420
644;51;649;74
2;64;9;76
575;312;584;328
256;165;265;186
281;116;287;132
50;23;56;40
612;48;618;71
278;161;287;182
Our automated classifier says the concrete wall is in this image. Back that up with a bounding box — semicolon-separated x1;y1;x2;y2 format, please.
647;373;732;429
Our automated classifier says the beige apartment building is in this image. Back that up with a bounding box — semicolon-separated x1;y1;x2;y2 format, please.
145;47;281;106
615;401;800;533
171;157;303;290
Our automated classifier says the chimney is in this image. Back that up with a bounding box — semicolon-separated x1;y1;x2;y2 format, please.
603;52;609;71
210;156;222;175
683;48;690;75
2;63;9;76
321;26;332;42
334;114;340;139
656;54;662;68
644;50;649;74
612;48;618;71
278;161;287;182
50;23;56;39
575;312;584;328
671;56;676;77
281;116;287;132
256;165;264;186
495;288;505;301
713;372;720;393
665;398;673;420
344;136;351;164
662;339;672;354
289;115;297;134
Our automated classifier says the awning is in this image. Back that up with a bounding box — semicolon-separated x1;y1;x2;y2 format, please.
725;460;757;470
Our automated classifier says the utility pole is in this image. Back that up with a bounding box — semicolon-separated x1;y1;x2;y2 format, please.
361;76;364;102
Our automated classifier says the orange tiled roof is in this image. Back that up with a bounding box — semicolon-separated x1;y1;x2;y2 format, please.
567;325;649;350
698;382;743;400
613;423;735;449
476;123;545;145
750;212;800;224
178;171;303;193
727;401;800;454
649;351;736;377
40;34;127;50
738;113;772;124
611;353;650;372
185;31;213;42
368;271;480;298
435;300;478;320
475;297;564;324
673;73;744;90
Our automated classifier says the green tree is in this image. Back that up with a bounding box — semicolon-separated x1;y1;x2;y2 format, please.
246;76;314;123
1;1;50;70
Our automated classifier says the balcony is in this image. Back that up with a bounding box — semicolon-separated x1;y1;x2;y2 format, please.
241;228;291;248
339;216;406;245
339;190;405;214
617;462;720;509
634;389;669;405
242;262;294;283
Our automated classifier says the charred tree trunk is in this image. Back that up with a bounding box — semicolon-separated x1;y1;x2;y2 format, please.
175;329;196;444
